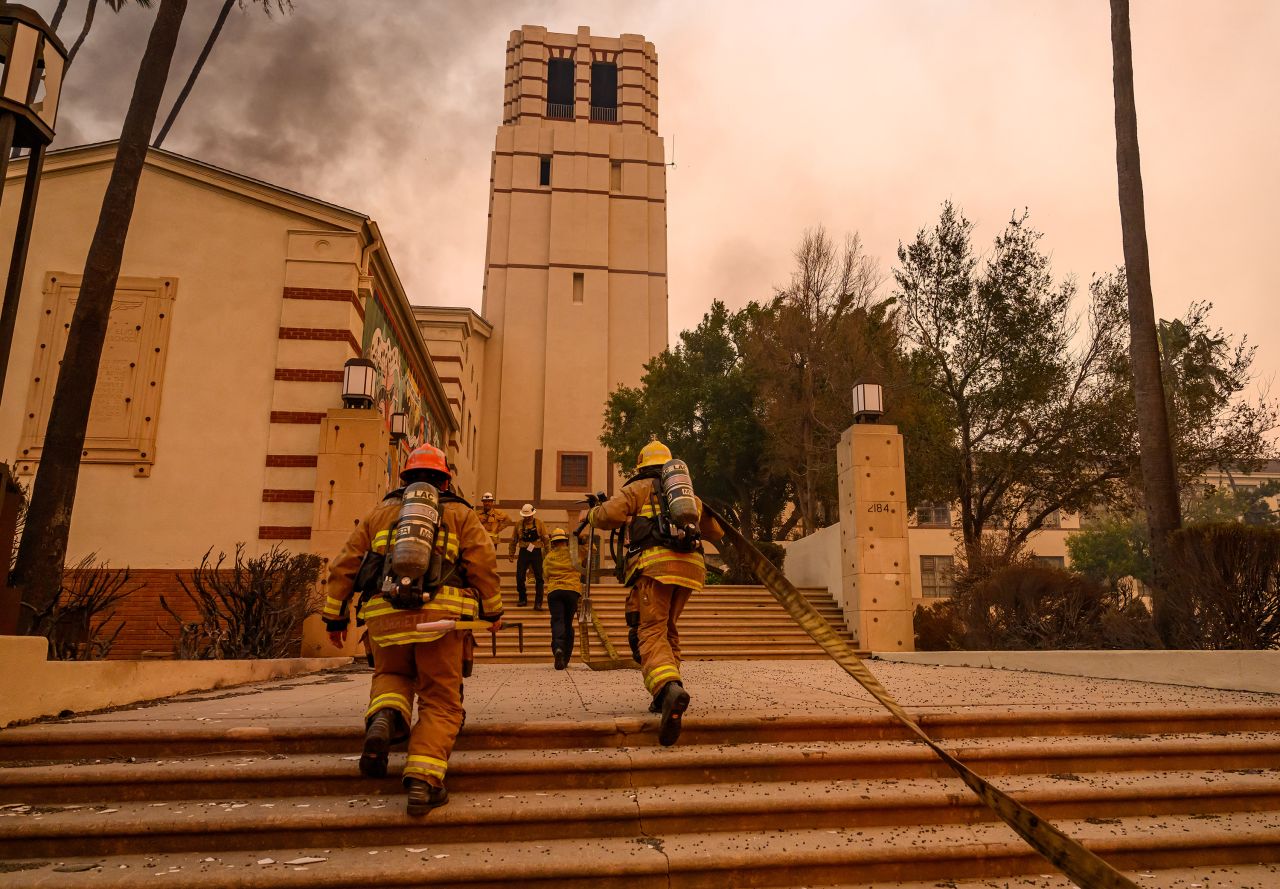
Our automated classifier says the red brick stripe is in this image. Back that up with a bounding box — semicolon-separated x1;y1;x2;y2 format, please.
275;368;344;383
259;526;313;540
282;286;365;322
270;411;325;425
262;489;316;503
278;327;361;353
437;376;463;385
432;355;463;365
266;454;318;467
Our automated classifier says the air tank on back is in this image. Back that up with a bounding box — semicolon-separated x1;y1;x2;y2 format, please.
660;459;699;532
390;482;440;583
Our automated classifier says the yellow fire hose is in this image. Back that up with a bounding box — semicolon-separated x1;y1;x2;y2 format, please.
705;504;1140;889
569;520;637;670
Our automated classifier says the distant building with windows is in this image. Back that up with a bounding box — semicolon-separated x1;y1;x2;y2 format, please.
906;503;1078;603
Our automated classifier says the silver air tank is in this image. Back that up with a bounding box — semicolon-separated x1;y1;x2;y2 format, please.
660;459;699;531
390;482;440;583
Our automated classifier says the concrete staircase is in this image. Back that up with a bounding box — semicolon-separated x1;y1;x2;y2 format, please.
2;706;1279;886
479;580;857;663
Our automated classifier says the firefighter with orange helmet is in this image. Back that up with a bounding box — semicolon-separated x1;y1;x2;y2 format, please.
586;440;723;746
324;443;503;814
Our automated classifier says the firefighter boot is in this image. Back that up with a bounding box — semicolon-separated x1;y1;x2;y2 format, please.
657;681;690;747
554;648;568;670
359;709;397;778
406;778;449;816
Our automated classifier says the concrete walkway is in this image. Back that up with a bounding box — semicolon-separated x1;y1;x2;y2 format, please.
51;658;1280;731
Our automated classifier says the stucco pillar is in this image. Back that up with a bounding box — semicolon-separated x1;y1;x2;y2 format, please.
300;407;390;659
836;423;915;652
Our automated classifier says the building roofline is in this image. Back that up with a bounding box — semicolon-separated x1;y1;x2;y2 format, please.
412;304;493;338
16;140;370;229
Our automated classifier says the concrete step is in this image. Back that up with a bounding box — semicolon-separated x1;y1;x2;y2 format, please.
6;708;1279;761
5;811;1278;888
5;706;1280;885
5;732;1279;805
7;769;1280;858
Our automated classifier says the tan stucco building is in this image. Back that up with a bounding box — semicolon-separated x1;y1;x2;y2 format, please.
0;143;454;656
412;305;491;501
477;26;668;514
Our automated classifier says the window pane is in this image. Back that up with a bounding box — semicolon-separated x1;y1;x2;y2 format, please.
547;58;574;106
561;454;589;488
591;62;617;108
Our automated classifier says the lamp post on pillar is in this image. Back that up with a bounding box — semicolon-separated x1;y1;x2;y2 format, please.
836;380;915;653
0;4;66;405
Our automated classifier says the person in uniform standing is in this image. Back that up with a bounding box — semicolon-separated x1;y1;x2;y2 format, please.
508;503;548;609
541;527;582;669
323;444;503;815
475;492;511;551
587;440;722;746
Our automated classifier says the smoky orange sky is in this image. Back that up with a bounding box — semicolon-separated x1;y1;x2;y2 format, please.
32;0;1280;405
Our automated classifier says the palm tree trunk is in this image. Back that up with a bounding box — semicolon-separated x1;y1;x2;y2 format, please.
1110;0;1183;646
50;0;70;31
152;0;235;148
12;0;189;633
66;0;100;69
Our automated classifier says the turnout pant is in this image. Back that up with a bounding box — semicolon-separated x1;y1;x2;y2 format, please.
515;548;545;607
366;632;465;787
548;589;580;658
635;575;693;699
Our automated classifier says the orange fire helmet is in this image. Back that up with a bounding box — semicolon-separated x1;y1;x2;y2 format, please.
401;444;451;480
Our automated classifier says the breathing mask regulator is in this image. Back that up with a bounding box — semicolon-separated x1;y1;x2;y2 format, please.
382;482;452;609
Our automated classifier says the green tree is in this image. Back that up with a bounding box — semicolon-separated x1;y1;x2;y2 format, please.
1155;303;1276;486
1184;479;1280;527
1066;512;1152;588
600;301;789;577
895;202;1134;566
739;227;940;534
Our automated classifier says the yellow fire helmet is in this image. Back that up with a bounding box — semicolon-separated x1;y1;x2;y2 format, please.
636;439;673;470
548;527;568;544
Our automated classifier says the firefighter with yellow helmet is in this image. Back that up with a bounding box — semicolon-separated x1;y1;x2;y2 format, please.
586;440;723;745
323;443;503;814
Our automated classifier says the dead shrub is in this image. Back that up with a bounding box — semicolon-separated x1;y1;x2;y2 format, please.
913;599;962;651
160;544;324;659
23;554;140;660
1168;523;1280;650
949;563;1158;651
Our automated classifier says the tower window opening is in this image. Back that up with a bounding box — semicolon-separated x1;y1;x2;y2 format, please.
590;62;618;122
610;161;622;192
572;272;584;304
539;155;551;186
558;452;591;490
547;57;574;119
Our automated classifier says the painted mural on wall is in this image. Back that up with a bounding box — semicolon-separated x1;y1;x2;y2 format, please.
362;289;440;483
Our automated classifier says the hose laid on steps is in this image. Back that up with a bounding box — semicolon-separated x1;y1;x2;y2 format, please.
568;524;627;665
705;504;1140;889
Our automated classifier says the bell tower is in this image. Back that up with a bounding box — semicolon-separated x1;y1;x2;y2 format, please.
476;25;668;509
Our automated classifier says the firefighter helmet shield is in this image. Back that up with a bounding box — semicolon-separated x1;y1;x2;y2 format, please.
637;440;673;470
401;444;450;481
